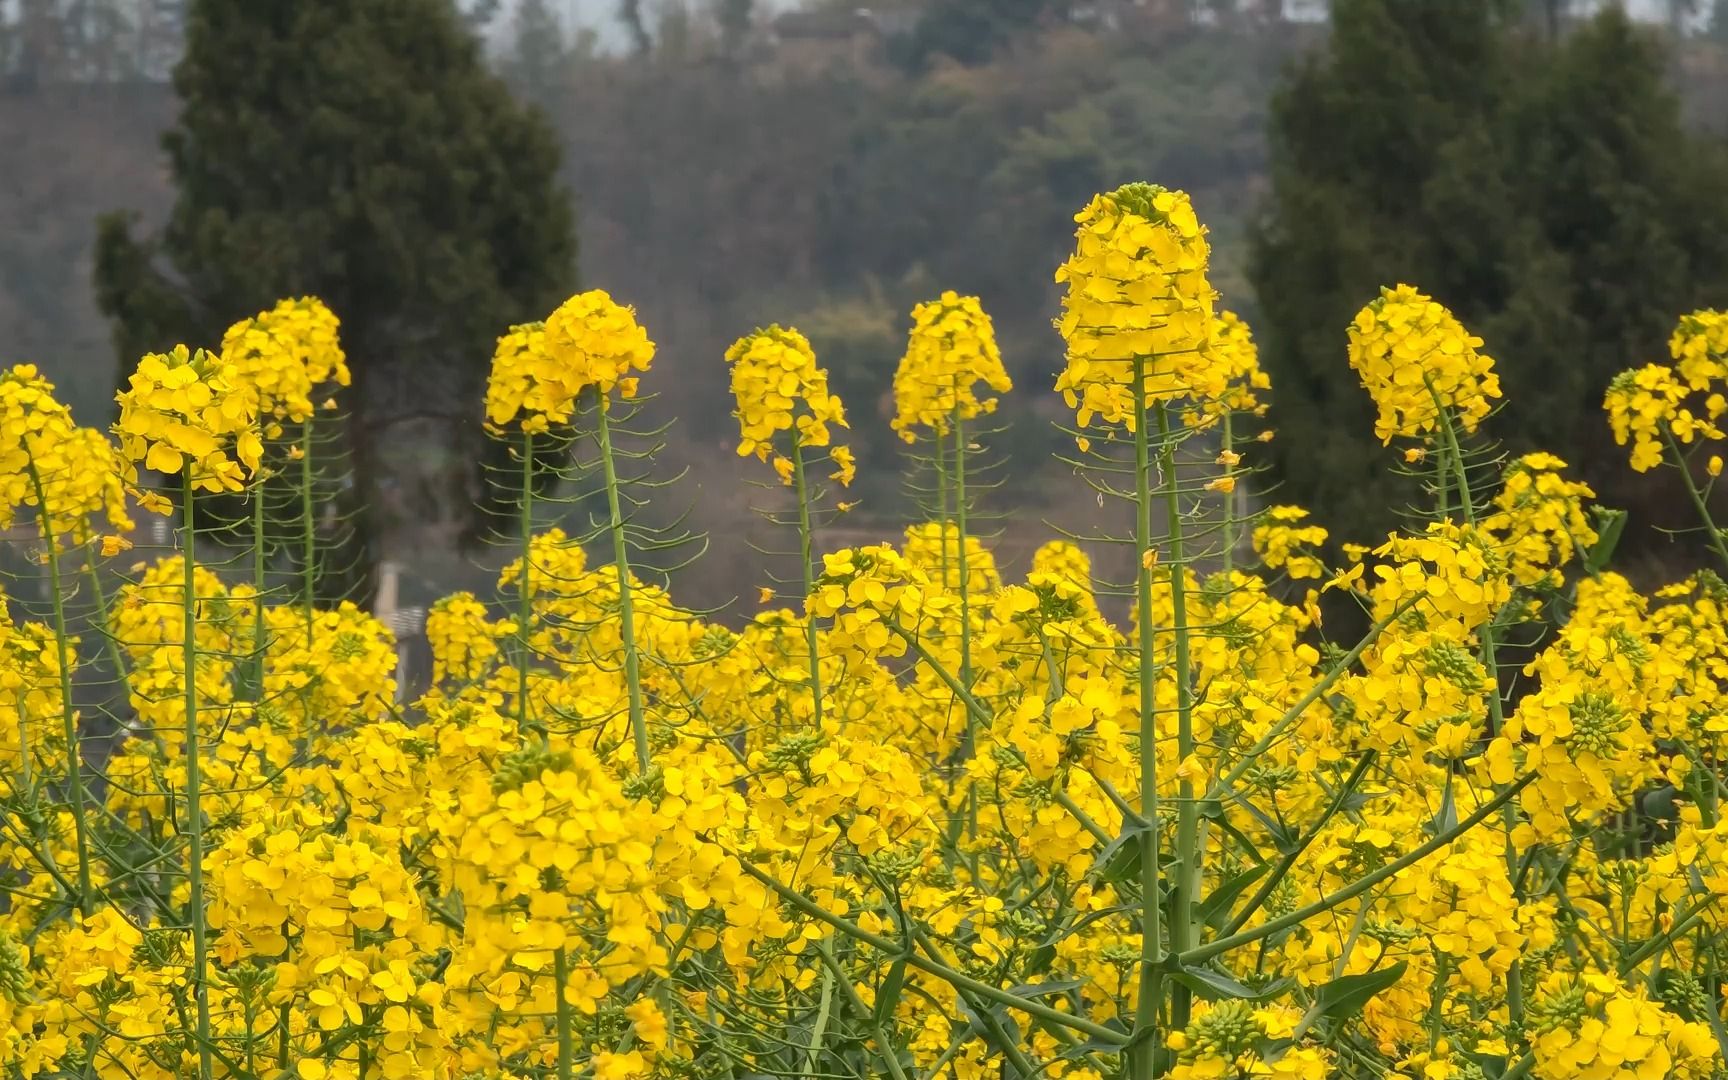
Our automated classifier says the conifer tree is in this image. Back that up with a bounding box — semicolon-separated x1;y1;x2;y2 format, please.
1252;0;1728;545
94;0;578;596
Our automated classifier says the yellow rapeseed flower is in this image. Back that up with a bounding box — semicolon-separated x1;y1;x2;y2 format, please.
890;291;1013;442
1347;284;1500;443
115;344;262;493
1054;183;1220;431
724;325;854;487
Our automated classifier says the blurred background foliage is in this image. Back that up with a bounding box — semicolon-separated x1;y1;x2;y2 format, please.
6;0;1728;609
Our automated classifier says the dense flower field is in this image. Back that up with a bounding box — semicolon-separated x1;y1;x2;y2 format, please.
4;183;1728;1080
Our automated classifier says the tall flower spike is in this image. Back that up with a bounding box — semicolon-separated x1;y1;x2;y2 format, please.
724;325;854;487
543;289;656;402
1054;183;1220;432
486;290;656;433
0;366;133;542
890;291;1013;443
220;297;348;430
115;344;262;493
1347;284;1501;444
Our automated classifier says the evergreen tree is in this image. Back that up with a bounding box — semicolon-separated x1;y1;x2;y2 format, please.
94;0;578;596
1251;0;1728;549
507;0;571;106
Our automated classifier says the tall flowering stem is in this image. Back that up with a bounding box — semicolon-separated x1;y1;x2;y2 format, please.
790;442;824;729
1055;183;1219;1075
596;398;650;772
114;342;258;1080
1157;404;1199;1033
23;460;94;914
517;430;538;738
726;324;855;735
180;470;215;1080
892;292;1010;757
1129;356;1164;1077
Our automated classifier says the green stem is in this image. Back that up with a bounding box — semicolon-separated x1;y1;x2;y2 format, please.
951;413;976;764
300;419;316;641
815;940;913;1080
734;856;1129;1045
596;399;650;771
804;963;834;1078
1180;772;1536;966
181;472;214;1080
25;462;93;915
791;443;824;731
1663;425;1728;573
251;475;267;693
1220;410;1237;576
517;431;539;741
1157;404;1199;1033
1131;356;1163;1079
554;946;575;1080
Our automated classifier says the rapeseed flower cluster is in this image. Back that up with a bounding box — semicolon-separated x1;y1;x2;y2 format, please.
1348;284;1501;443
219;296;347;429
114;343;263;491
5;189;1728;1080
0;365;132;543
486;290;655;432
724;324;855;486
890;291;1013;441
1603;314;1728;471
1054;183;1219;430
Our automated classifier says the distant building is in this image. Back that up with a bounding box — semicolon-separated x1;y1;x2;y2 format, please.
769;8;886;72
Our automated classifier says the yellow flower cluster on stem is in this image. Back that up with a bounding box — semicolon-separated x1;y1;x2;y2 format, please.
890;291;1012;442
725;324;855;487
115;344;262;492
485;290;655;433
220;296;348;431
1054;183;1219;435
1348;284;1501;444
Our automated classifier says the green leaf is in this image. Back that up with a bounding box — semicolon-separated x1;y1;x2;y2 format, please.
1586;508;1628;574
1196;863;1269;930
1313;961;1408;1023
874;956;907;1028
1006;978;1087;999
1089;825;1148;885
1172;965;1260;1001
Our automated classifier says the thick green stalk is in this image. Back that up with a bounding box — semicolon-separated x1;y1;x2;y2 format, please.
1130;356;1163;1079
517;432;539;740
251;476;267;692
953;412;967;698
25;462;93;914
596;399;650;772
300;420;316;642
791;443;824;730
553;946;575;1080
1157;404;1199;1032
804;965;834;1078
181;473;214;1080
